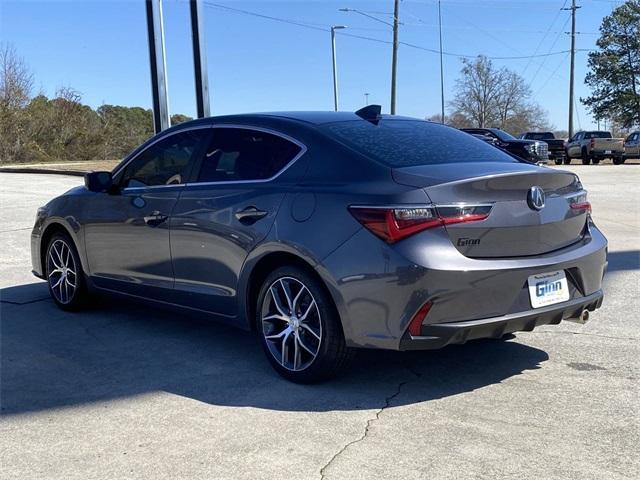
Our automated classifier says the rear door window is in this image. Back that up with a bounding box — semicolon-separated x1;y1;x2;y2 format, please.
323;120;517;167
195;128;302;182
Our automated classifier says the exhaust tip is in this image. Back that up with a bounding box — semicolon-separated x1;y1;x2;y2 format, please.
565;309;590;324
581;309;589;323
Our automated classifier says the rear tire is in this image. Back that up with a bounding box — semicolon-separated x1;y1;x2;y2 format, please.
581;148;591;165
256;266;354;383
613;156;625;165
45;232;88;311
592;158;601;165
554;158;563;165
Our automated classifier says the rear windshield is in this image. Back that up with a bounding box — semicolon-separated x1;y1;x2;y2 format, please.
322;120;517;167
584;131;612;139
525;132;554;140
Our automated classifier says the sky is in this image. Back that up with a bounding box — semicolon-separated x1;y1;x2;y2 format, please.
0;0;625;132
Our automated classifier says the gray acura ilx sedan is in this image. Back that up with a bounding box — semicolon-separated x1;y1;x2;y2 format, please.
31;106;607;382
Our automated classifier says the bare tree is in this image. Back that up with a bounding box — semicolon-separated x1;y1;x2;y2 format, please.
450;56;504;127
0;43;33;110
449;55;551;135
0;43;34;163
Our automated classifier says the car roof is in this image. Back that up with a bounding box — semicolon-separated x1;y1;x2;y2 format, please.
170;111;418;130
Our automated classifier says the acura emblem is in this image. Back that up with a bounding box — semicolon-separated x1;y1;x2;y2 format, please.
527;186;545;211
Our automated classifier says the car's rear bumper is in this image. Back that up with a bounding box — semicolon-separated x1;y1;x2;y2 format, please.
318;222;607;351
398;290;603;350
590;151;623;159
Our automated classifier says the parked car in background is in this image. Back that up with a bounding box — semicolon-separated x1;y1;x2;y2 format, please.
461;127;549;164
565;131;624;165
623;131;640;162
31;107;606;383
519;131;567;165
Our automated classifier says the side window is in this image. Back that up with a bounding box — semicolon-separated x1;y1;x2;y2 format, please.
196;128;302;183
121;129;208;188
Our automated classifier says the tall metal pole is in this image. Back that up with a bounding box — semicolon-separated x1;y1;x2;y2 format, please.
190;0;210;118
145;0;170;133
438;0;445;124
330;26;342;111
565;0;580;138
390;0;400;115
365;93;370;105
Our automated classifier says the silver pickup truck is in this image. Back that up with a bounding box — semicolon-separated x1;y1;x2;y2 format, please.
566;131;625;165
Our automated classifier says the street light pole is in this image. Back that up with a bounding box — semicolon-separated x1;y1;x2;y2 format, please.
438;0;445;124
365;93;370;106
331;25;346;112
390;0;400;115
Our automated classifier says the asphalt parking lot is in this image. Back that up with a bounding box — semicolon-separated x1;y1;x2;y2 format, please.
1;166;638;480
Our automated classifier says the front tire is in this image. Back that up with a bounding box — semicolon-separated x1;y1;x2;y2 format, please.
592;158;601;165
45;232;88;310
563;156;572;165
256;266;354;383
613;156;625;165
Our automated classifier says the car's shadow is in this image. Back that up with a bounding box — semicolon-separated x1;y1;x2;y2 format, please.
1;282;548;415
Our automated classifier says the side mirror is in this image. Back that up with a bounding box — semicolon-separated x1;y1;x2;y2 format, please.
84;171;114;193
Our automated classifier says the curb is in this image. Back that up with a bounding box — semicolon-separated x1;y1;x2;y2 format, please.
0;167;85;177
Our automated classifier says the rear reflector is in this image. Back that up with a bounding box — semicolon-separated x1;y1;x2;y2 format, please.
407;302;432;337
349;204;492;244
570;201;592;213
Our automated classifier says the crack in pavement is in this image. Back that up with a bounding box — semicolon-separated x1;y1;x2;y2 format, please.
527;330;638;341
319;368;421;480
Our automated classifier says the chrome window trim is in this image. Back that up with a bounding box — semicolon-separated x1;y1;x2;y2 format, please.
115;123;308;192
113;124;212;181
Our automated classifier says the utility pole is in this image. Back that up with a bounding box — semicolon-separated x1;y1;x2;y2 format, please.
145;0;170;133
331;26;346;111
365;93;370;105
390;0;400;115
564;0;581;138
190;0;210;118
438;0;445;124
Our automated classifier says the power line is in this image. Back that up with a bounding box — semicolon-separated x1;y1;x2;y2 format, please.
522;1;568;76
200;1;593;61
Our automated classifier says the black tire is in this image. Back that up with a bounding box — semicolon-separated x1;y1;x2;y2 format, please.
581;148;591;165
554;158;563;165
256;265;354;383
592;158;601;165
45;232;88;311
563;156;571;165
613;156;625;165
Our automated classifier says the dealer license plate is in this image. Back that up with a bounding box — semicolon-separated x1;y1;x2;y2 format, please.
528;270;570;308
605;150;612;154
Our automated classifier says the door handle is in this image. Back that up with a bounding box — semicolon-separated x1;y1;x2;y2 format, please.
235;206;268;223
144;211;168;226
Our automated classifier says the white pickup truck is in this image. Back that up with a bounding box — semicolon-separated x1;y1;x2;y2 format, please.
566;131;625;165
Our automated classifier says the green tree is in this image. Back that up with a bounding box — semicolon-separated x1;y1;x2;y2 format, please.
582;0;640;128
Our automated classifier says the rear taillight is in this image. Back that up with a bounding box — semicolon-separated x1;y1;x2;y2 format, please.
407;302;433;337
568;192;592;213
349;204;492;244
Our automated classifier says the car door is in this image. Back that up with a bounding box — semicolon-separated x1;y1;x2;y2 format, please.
567;133;581;157
169;125;306;317
84;127;211;300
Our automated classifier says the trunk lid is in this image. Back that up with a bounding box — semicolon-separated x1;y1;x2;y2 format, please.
392;162;587;258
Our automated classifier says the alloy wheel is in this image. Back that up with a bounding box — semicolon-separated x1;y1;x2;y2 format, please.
47;239;77;304
261;277;322;371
